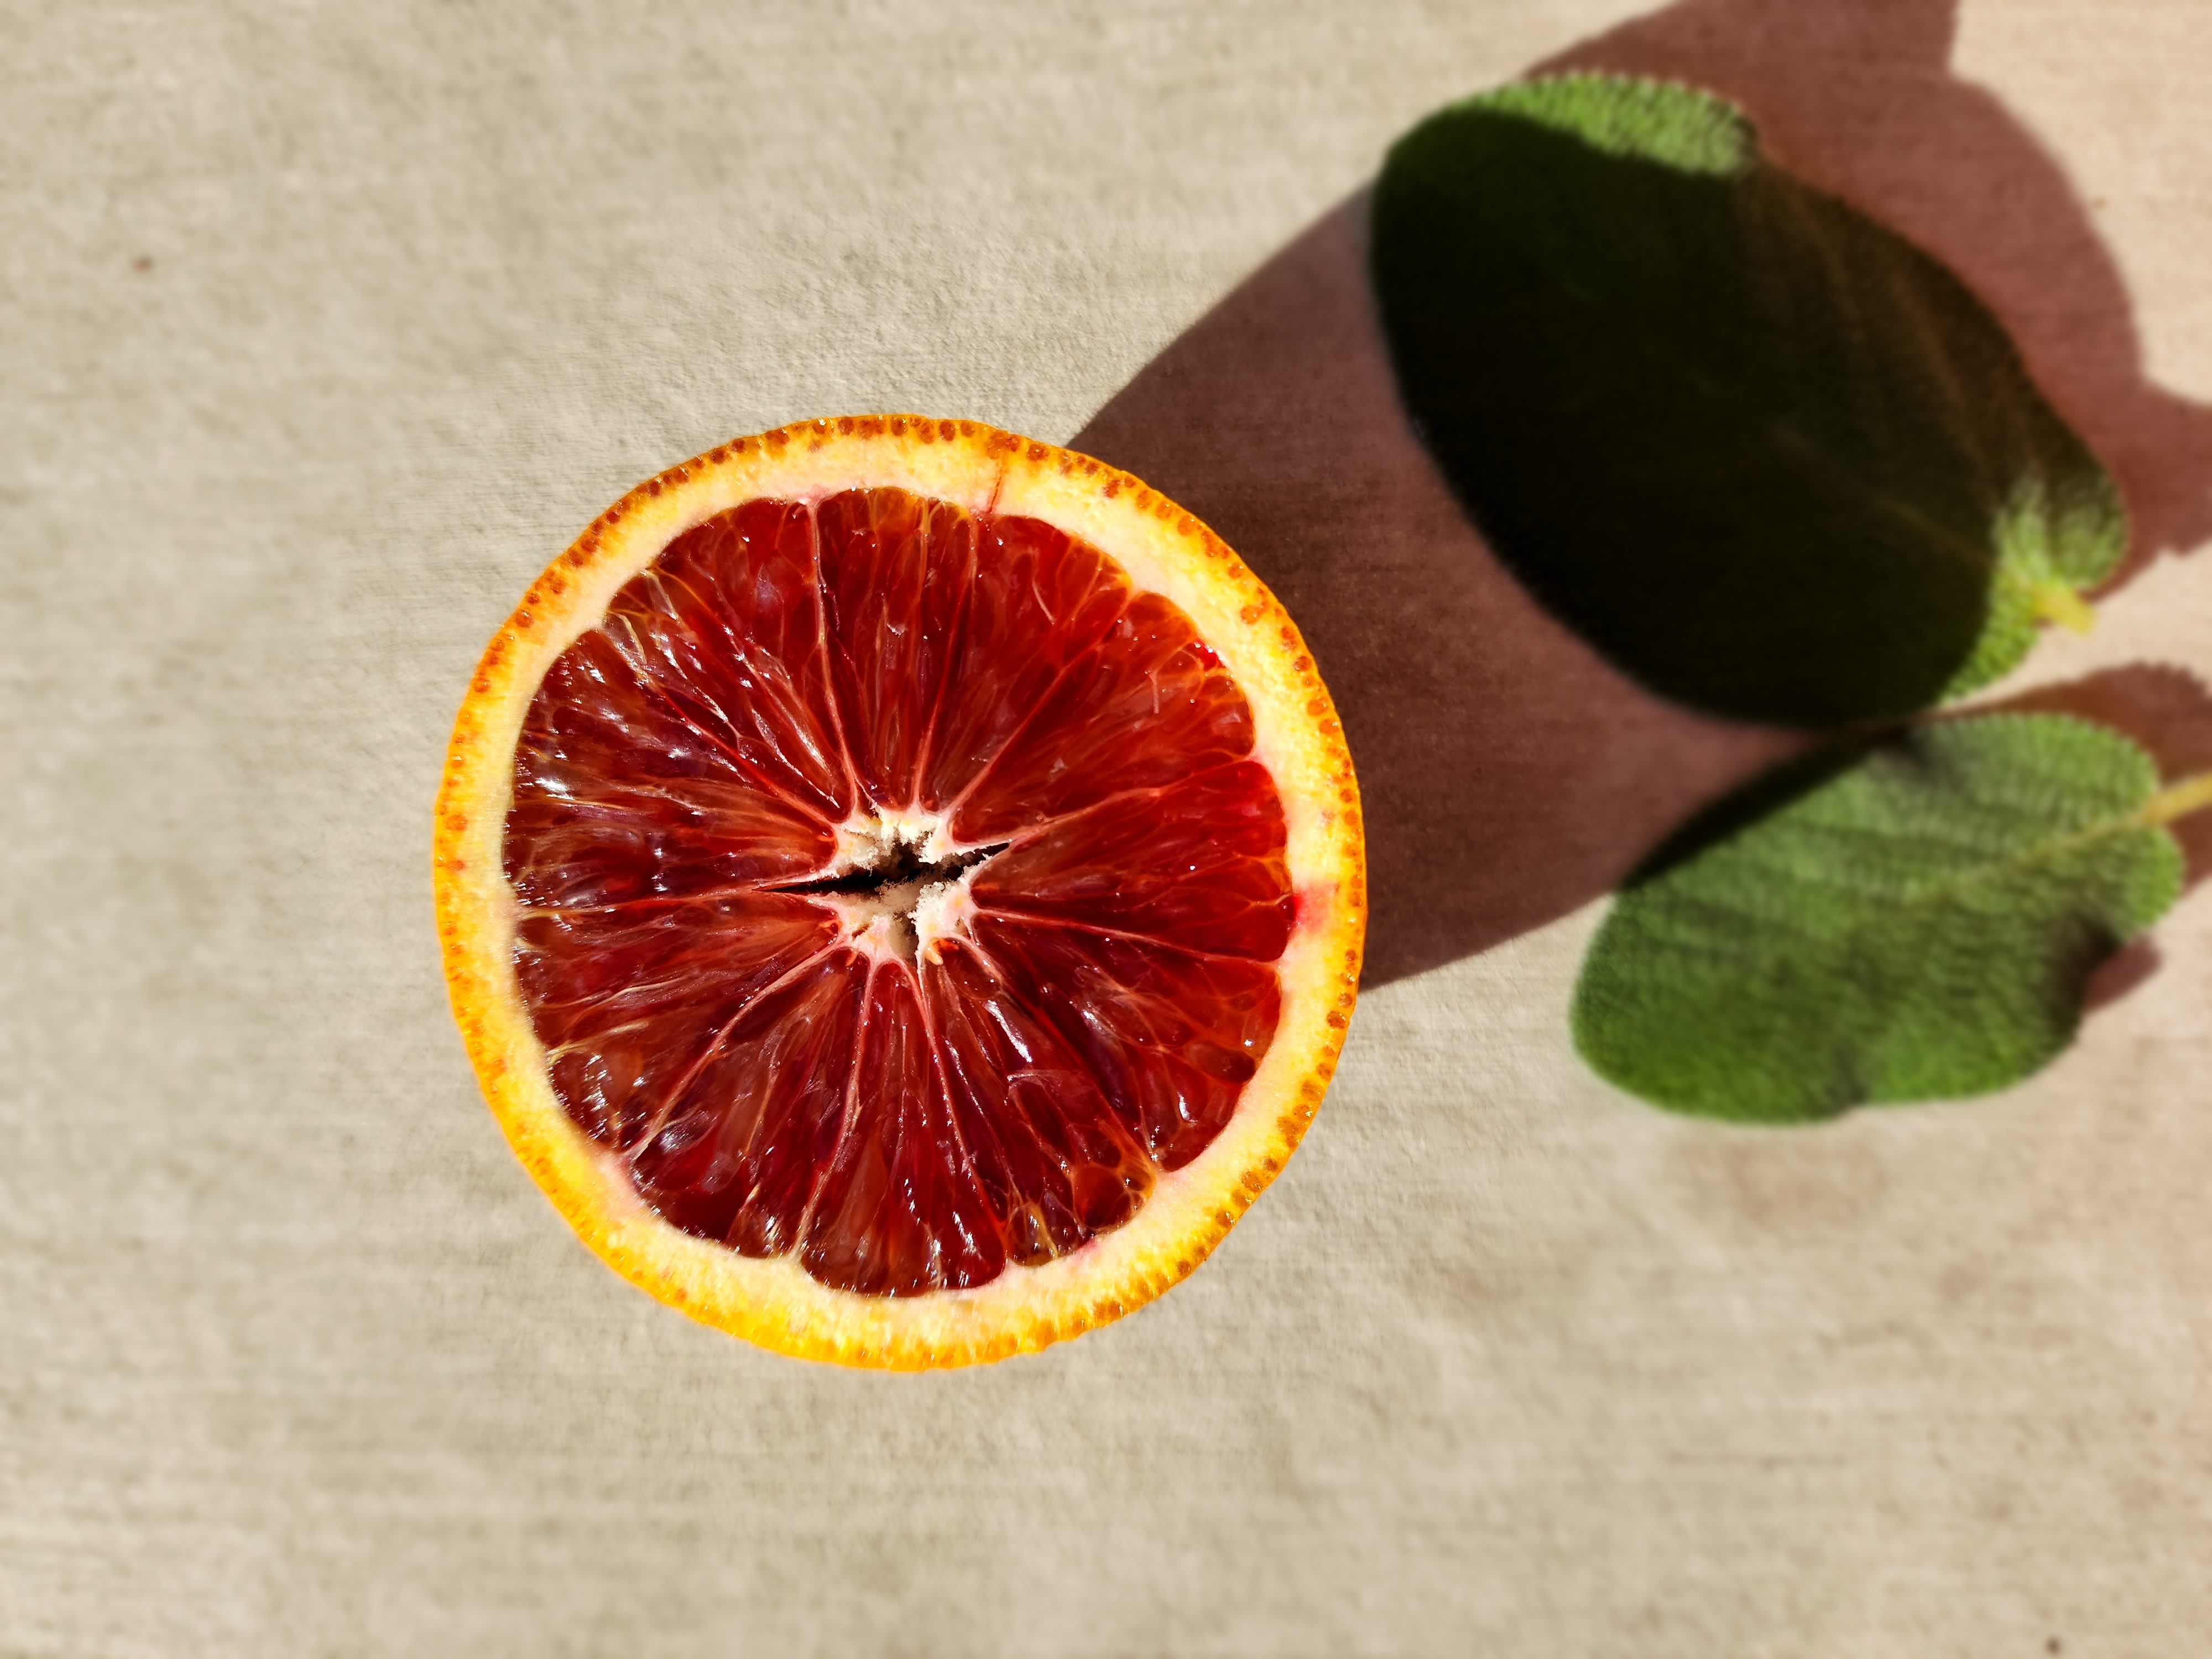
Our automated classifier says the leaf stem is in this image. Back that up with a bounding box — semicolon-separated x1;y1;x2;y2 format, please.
2031;580;2097;636
2143;772;2212;828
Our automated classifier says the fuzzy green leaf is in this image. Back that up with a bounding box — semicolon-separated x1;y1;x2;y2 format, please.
1371;74;2124;726
1572;714;2187;1122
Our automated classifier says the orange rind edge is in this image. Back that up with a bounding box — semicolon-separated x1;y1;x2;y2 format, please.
432;415;1366;1369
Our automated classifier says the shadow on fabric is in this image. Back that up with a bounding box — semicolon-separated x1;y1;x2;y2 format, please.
1072;0;2212;990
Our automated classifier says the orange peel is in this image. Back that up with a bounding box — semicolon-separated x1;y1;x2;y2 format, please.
434;417;1364;1367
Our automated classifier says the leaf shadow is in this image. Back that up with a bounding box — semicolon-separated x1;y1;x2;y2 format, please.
1073;0;2209;990
1073;196;1809;987
2083;936;2162;1014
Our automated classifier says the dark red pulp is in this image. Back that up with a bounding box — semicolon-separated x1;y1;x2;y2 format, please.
506;488;1292;1297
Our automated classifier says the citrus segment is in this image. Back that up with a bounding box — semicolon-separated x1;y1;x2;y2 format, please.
816;488;976;812
629;952;868;1251
514;893;839;1149
605;499;854;824
436;418;1363;1367
968;761;1295;958
927;943;1156;1261
966;915;1281;1170
800;960;1001;1296
946;589;1256;843
917;515;1128;813
506;633;834;905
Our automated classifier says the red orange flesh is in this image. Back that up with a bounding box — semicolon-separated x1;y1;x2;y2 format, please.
435;418;1364;1367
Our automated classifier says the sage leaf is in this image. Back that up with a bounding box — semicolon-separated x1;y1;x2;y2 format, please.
1371;74;2124;726
1572;714;2199;1122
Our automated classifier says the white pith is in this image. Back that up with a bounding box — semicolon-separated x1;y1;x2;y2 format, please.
830;805;962;874
810;805;989;967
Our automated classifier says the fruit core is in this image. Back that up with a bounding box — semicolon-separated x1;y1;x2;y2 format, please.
778;814;1007;967
503;486;1293;1298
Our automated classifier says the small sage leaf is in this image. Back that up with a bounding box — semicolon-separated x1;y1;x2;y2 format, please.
1572;713;2192;1122
1371;74;2124;726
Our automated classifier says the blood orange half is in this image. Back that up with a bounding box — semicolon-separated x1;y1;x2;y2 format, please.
434;417;1364;1368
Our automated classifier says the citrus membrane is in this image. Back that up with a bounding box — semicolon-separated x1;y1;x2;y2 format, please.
435;418;1364;1366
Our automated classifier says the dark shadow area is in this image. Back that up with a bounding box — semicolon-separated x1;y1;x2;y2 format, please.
1074;198;1808;987
1542;0;2212;582
1074;0;2212;989
2084;936;2161;1014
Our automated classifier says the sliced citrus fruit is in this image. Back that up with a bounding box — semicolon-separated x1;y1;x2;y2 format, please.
434;416;1364;1368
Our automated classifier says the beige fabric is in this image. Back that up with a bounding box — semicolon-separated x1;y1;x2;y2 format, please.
7;1;2210;1652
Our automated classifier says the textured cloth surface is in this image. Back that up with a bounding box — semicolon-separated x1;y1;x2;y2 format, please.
7;3;2212;1654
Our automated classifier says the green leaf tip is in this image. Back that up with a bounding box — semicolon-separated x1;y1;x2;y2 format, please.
1572;712;2187;1124
1452;73;1761;178
1373;71;2126;728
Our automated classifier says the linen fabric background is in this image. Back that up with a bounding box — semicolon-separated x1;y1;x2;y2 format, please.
7;2;2211;1653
